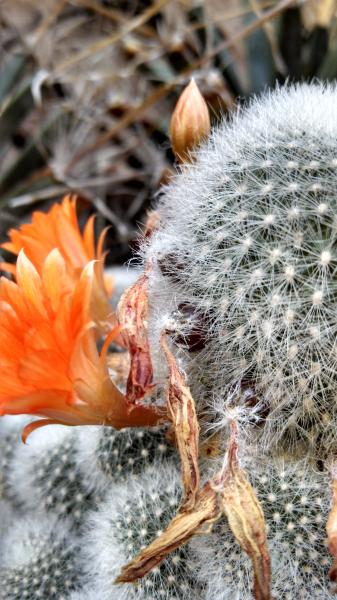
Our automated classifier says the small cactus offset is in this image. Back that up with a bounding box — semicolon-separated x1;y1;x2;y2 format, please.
82;462;201;600
0;515;83;600
7;426;95;528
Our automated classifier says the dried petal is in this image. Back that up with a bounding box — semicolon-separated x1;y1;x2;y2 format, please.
327;480;337;584
170;79;211;163
117;271;154;403
218;424;271;600
116;480;220;584
161;331;200;510
116;329;215;585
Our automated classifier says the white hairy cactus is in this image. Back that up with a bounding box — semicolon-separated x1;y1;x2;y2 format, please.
144;83;337;455
0;514;82;600
76;425;176;496
0;415;30;503
191;459;332;600
8;426;94;527
67;590;97;600
0;499;17;557
83;461;202;600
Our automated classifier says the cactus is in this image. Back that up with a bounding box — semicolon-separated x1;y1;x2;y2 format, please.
8;426;94;528
3;84;337;600
144;83;337;456
190;458;332;599
67;591;96;600
0;499;17;558
0;514;83;600
0;416;30;503
83;462;202;600
76;425;176;496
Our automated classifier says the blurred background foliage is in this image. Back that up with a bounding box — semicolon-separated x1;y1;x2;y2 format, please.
0;0;336;264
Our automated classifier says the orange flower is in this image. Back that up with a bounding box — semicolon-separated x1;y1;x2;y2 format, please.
0;249;161;439
0;194;112;330
2;195;100;277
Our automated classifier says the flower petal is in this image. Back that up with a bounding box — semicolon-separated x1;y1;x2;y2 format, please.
16;250;47;318
42;248;70;312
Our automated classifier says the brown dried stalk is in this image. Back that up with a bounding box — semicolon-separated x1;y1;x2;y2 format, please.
67;0;296;169
56;0;171;74
301;0;336;31
116;328;218;584
72;0;154;36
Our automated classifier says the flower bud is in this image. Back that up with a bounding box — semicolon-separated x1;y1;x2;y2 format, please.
170;79;211;163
